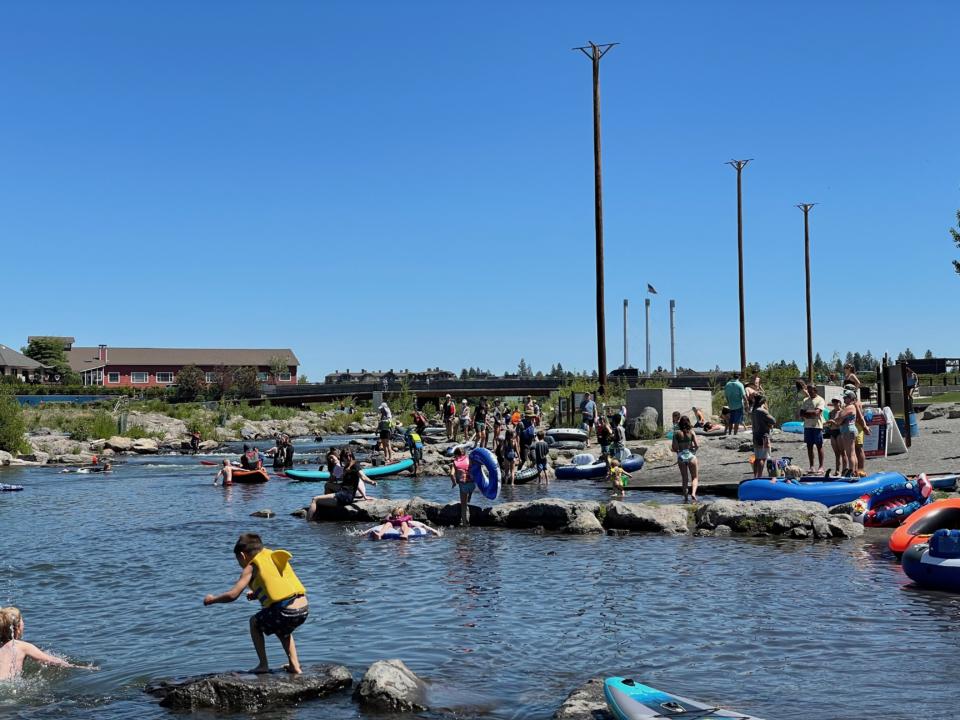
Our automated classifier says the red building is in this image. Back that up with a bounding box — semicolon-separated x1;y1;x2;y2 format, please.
68;345;299;388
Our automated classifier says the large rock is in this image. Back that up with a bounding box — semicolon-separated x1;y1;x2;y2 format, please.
16;450;49;464
637;407;659;436
922;407;946;420
124;411;189;440
695;498;862;538
105;436;134;452
604;501;690;534
489;499;602;533
636;440;673;463
949;410;960;420
198;440;220;452
132;438;159;454
353;659;427;712
554;678;613;720
145;664;352;711
308;498;397;522
0;450;11;466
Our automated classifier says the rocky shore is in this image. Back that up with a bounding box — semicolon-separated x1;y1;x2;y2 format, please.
294;494;865;539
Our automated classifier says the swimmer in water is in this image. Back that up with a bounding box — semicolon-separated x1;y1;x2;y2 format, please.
0;606;98;680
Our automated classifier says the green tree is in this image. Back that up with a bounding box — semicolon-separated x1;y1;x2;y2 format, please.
951;209;960;274
207;365;232;400
0;386;28;453
517;358;531;378
231;366;261;399
297;374;309;384
924;349;934;359
268;355;289;381
174;364;205;402
21;337;76;382
897;348;916;362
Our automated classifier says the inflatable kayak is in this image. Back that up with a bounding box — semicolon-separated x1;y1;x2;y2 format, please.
285;458;414;481
546;428;588;443
364;525;432;540
229;468;269;484
0;483;24;492
469;447;500;500
738;471;906;507
604;678;764;720
556;454;644;480
851;476;932;527
902;530;960;592
889;498;960;556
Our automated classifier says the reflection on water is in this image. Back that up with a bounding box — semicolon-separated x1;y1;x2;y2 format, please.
1;450;960;719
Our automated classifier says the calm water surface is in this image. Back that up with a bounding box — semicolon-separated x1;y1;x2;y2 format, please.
2;440;959;719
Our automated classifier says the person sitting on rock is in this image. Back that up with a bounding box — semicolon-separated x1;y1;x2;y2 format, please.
369;505;442;540
203;533;309;674
305;463;377;520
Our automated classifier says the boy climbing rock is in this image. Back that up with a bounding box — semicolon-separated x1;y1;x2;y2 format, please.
203;533;309;674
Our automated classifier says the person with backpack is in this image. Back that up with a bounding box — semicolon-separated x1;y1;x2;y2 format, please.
404;426;423;476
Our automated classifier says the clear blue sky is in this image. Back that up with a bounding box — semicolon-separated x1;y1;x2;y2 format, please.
3;1;958;379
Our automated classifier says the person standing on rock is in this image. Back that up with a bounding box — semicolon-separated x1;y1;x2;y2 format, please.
745;374;764;407
580;392;597;440
609;414;627;461
458;400;472;442
533;429;551;484
377;403;394;462
723;374;747;436
412;408;428;437
750;394;776;478
450;446;474;526
501;423;519;485
799;384;826;474
473;399;488;448
671;415;700;503
442;394;456;441
825;397;844;476
843;364;861;396
404;426;423;476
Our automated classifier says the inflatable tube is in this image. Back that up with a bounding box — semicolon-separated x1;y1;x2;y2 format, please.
546;428;588;443
0;483;24;492
738;471;906;507
603;678;763;720
889;498;960;556
780;421;803;434
514;467;539;484
851;477;932;527
926;473;959;492
572;453;596;466
547;440;586;451
285;458;414;482
469;447;500;500
229;468;270;484
364;525;431;540
902;530;960;592
556;454;644;480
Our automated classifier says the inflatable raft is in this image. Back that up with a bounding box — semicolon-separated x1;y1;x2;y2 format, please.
556;454;644;480
0;483;24;492
229;468;269;484
738;471;906;507
889;498;960;556
851;476;932;527
285;458;414;481
364;525;432;540
902;530;960;592
546;428;588;443
604;678;764;720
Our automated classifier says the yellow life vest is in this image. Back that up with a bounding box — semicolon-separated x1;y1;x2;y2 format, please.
248;548;307;607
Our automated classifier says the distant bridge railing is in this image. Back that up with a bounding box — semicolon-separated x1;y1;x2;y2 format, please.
263;377;565;402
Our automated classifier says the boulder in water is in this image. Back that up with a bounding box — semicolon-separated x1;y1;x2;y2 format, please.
145;663;352;712
353;659;427;712
554;678;613;720
604;501;690;535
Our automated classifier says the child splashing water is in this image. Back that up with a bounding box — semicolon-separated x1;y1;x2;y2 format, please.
0;607;97;680
369;506;442;540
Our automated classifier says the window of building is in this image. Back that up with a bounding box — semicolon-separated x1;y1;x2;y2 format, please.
107;372;120;384
257;372;269;381
205;372;217;383
131;372;149;384
277;371;291;382
156;372;174;384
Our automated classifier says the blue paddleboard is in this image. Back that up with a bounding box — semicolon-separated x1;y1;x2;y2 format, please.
604;678;763;720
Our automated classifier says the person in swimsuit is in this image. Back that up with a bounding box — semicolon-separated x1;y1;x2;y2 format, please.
825;398;844;476
671;415;700;503
214;458;235;486
305;464;377;520
0;607;97;680
606;458;631;499
450;446;475;526
834;391;859;476
369;505;442;540
501;425;519;486
692;406;706;428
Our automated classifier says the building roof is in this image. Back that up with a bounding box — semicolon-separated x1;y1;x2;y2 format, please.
0;344;45;370
67;347;299;372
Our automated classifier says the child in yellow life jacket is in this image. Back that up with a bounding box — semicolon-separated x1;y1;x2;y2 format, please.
203;533;309;674
607;458;632;500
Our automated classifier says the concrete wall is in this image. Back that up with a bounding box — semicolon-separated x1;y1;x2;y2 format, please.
626;388;713;429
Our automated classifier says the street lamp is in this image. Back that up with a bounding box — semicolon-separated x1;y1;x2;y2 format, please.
726;159;752;377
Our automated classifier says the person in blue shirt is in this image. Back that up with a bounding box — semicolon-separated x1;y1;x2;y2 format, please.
580;392;597;440
723;374;747;435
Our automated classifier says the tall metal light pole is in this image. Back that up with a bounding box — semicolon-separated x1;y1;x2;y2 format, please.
575;41;618;396
645;298;651;376
797;203;817;383
669;299;676;377
622;298;629;368
726;159;752;377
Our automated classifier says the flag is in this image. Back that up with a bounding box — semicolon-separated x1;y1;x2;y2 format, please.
647;283;658;294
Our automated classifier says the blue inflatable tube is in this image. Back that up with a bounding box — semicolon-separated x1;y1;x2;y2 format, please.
365;525;431;540
469;447;500;500
556;454;644;480
902;530;960;592
738;471;907;507
781;421;803;434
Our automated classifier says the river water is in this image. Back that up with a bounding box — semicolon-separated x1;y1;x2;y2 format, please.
1;439;959;719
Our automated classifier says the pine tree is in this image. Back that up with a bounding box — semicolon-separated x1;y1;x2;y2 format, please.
924;349;934;359
951;209;960;274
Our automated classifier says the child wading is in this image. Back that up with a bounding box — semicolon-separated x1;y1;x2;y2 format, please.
0;606;97;680
203;533;309;674
607;458;632;499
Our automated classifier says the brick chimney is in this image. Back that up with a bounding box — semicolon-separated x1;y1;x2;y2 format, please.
98;344;108;363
